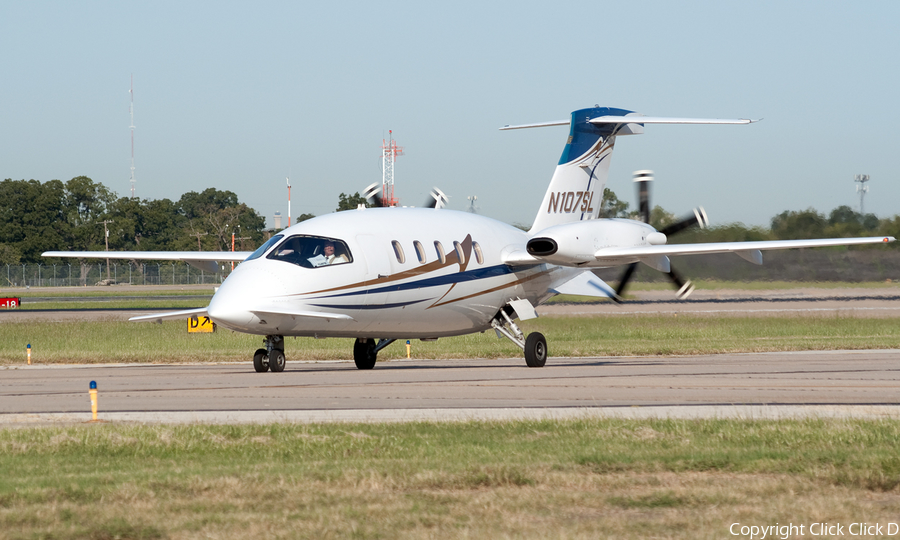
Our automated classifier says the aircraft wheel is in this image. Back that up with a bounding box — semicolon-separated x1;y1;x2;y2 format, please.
353;338;377;370
253;348;269;373
524;332;547;368
269;349;286;373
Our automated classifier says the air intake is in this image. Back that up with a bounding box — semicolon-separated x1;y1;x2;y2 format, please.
526;237;558;257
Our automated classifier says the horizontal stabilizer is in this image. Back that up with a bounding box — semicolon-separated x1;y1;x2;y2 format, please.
589;116;757;125
500;115;758;131
499;120;570;130
129;308;209;323
551;271;616;299
42;251;253;262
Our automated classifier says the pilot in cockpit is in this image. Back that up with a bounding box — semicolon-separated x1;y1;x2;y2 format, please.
322;241;349;265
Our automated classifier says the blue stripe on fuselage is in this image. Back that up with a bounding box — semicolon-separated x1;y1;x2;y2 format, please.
310;264;516;300
310;298;433;310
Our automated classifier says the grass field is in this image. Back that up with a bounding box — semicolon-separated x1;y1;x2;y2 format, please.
2;419;900;539
1;315;899;364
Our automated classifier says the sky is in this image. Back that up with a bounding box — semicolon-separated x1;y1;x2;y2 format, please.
1;1;898;229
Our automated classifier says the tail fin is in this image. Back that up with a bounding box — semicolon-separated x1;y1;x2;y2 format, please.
528;107;642;233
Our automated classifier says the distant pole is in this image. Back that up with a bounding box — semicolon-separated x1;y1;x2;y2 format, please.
102;219;114;280
129;75;136;199
854;174;870;214
189;230;208;250
286;177;292;225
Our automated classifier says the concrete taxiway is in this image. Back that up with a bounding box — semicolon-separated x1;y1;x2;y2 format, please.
2;349;899;424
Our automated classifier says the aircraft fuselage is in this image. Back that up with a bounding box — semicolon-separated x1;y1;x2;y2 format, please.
206;208;574;338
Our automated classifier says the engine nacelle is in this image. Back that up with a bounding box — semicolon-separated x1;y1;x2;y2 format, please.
526;219;664;266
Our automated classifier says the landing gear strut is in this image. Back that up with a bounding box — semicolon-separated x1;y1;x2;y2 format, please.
353;338;396;370
253;335;285;373
491;308;547;368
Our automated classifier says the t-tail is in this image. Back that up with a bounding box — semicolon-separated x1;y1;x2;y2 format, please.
500;107;756;234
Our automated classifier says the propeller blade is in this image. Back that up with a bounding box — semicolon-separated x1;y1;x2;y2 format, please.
424;187;449;209
614;262;639;302
633;170;653;224
660;207;709;236
666;266;695;300
363;183;385;208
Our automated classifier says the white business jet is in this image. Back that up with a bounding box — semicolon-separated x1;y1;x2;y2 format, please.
44;106;895;371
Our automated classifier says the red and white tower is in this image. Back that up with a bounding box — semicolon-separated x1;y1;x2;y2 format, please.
381;131;403;207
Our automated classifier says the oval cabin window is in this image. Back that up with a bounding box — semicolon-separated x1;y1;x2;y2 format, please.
453;241;466;265
472;241;484;264
413;241;426;264
392;240;406;264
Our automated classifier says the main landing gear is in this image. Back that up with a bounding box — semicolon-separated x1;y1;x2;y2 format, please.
253;335;285;373
491;308;547;368
353;338;396;370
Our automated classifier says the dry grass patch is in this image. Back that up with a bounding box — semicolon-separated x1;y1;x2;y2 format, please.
3;419;900;538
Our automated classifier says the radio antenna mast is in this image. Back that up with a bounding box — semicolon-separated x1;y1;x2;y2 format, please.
129;74;136;199
381;130;403;207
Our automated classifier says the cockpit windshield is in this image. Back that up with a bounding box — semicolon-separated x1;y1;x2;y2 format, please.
267;235;353;268
245;234;283;261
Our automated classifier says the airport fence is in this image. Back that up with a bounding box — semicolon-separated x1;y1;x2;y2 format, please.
3;263;231;288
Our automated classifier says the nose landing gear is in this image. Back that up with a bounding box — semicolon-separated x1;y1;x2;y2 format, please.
253;335;285;373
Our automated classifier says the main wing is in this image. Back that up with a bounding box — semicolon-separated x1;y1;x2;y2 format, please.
592;237;895;266
502;236;896;267
42;250;253;273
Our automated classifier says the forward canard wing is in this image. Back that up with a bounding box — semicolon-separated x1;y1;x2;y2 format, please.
129;308;209;323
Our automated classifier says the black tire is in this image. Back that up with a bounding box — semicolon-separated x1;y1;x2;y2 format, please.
524;332;547;368
253;348;269;373
353;338;377;370
269;349;286;373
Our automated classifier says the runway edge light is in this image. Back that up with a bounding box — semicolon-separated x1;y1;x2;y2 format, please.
89;381;98;421
26;343;31;365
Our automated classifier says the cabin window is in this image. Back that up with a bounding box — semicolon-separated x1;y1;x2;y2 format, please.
392;240;406;264
453;241;466;265
267;235;352;268
413;241;426;264
473;241;484;264
434;241;446;264
245;234;283;261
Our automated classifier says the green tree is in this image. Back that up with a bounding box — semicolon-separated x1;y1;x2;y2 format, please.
296;213;315;224
771;208;826;239
64;176;117;253
176;189;266;251
0;179;69;262
336;192;369;212
599;187;629;218
0;243;21;265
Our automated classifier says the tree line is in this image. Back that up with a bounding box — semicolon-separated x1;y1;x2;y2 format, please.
2;178;897;267
0;177;266;264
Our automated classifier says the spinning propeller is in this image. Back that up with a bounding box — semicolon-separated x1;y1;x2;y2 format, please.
614;170;709;302
363;183;449;209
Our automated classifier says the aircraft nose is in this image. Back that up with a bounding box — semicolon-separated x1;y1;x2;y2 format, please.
207;264;283;330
